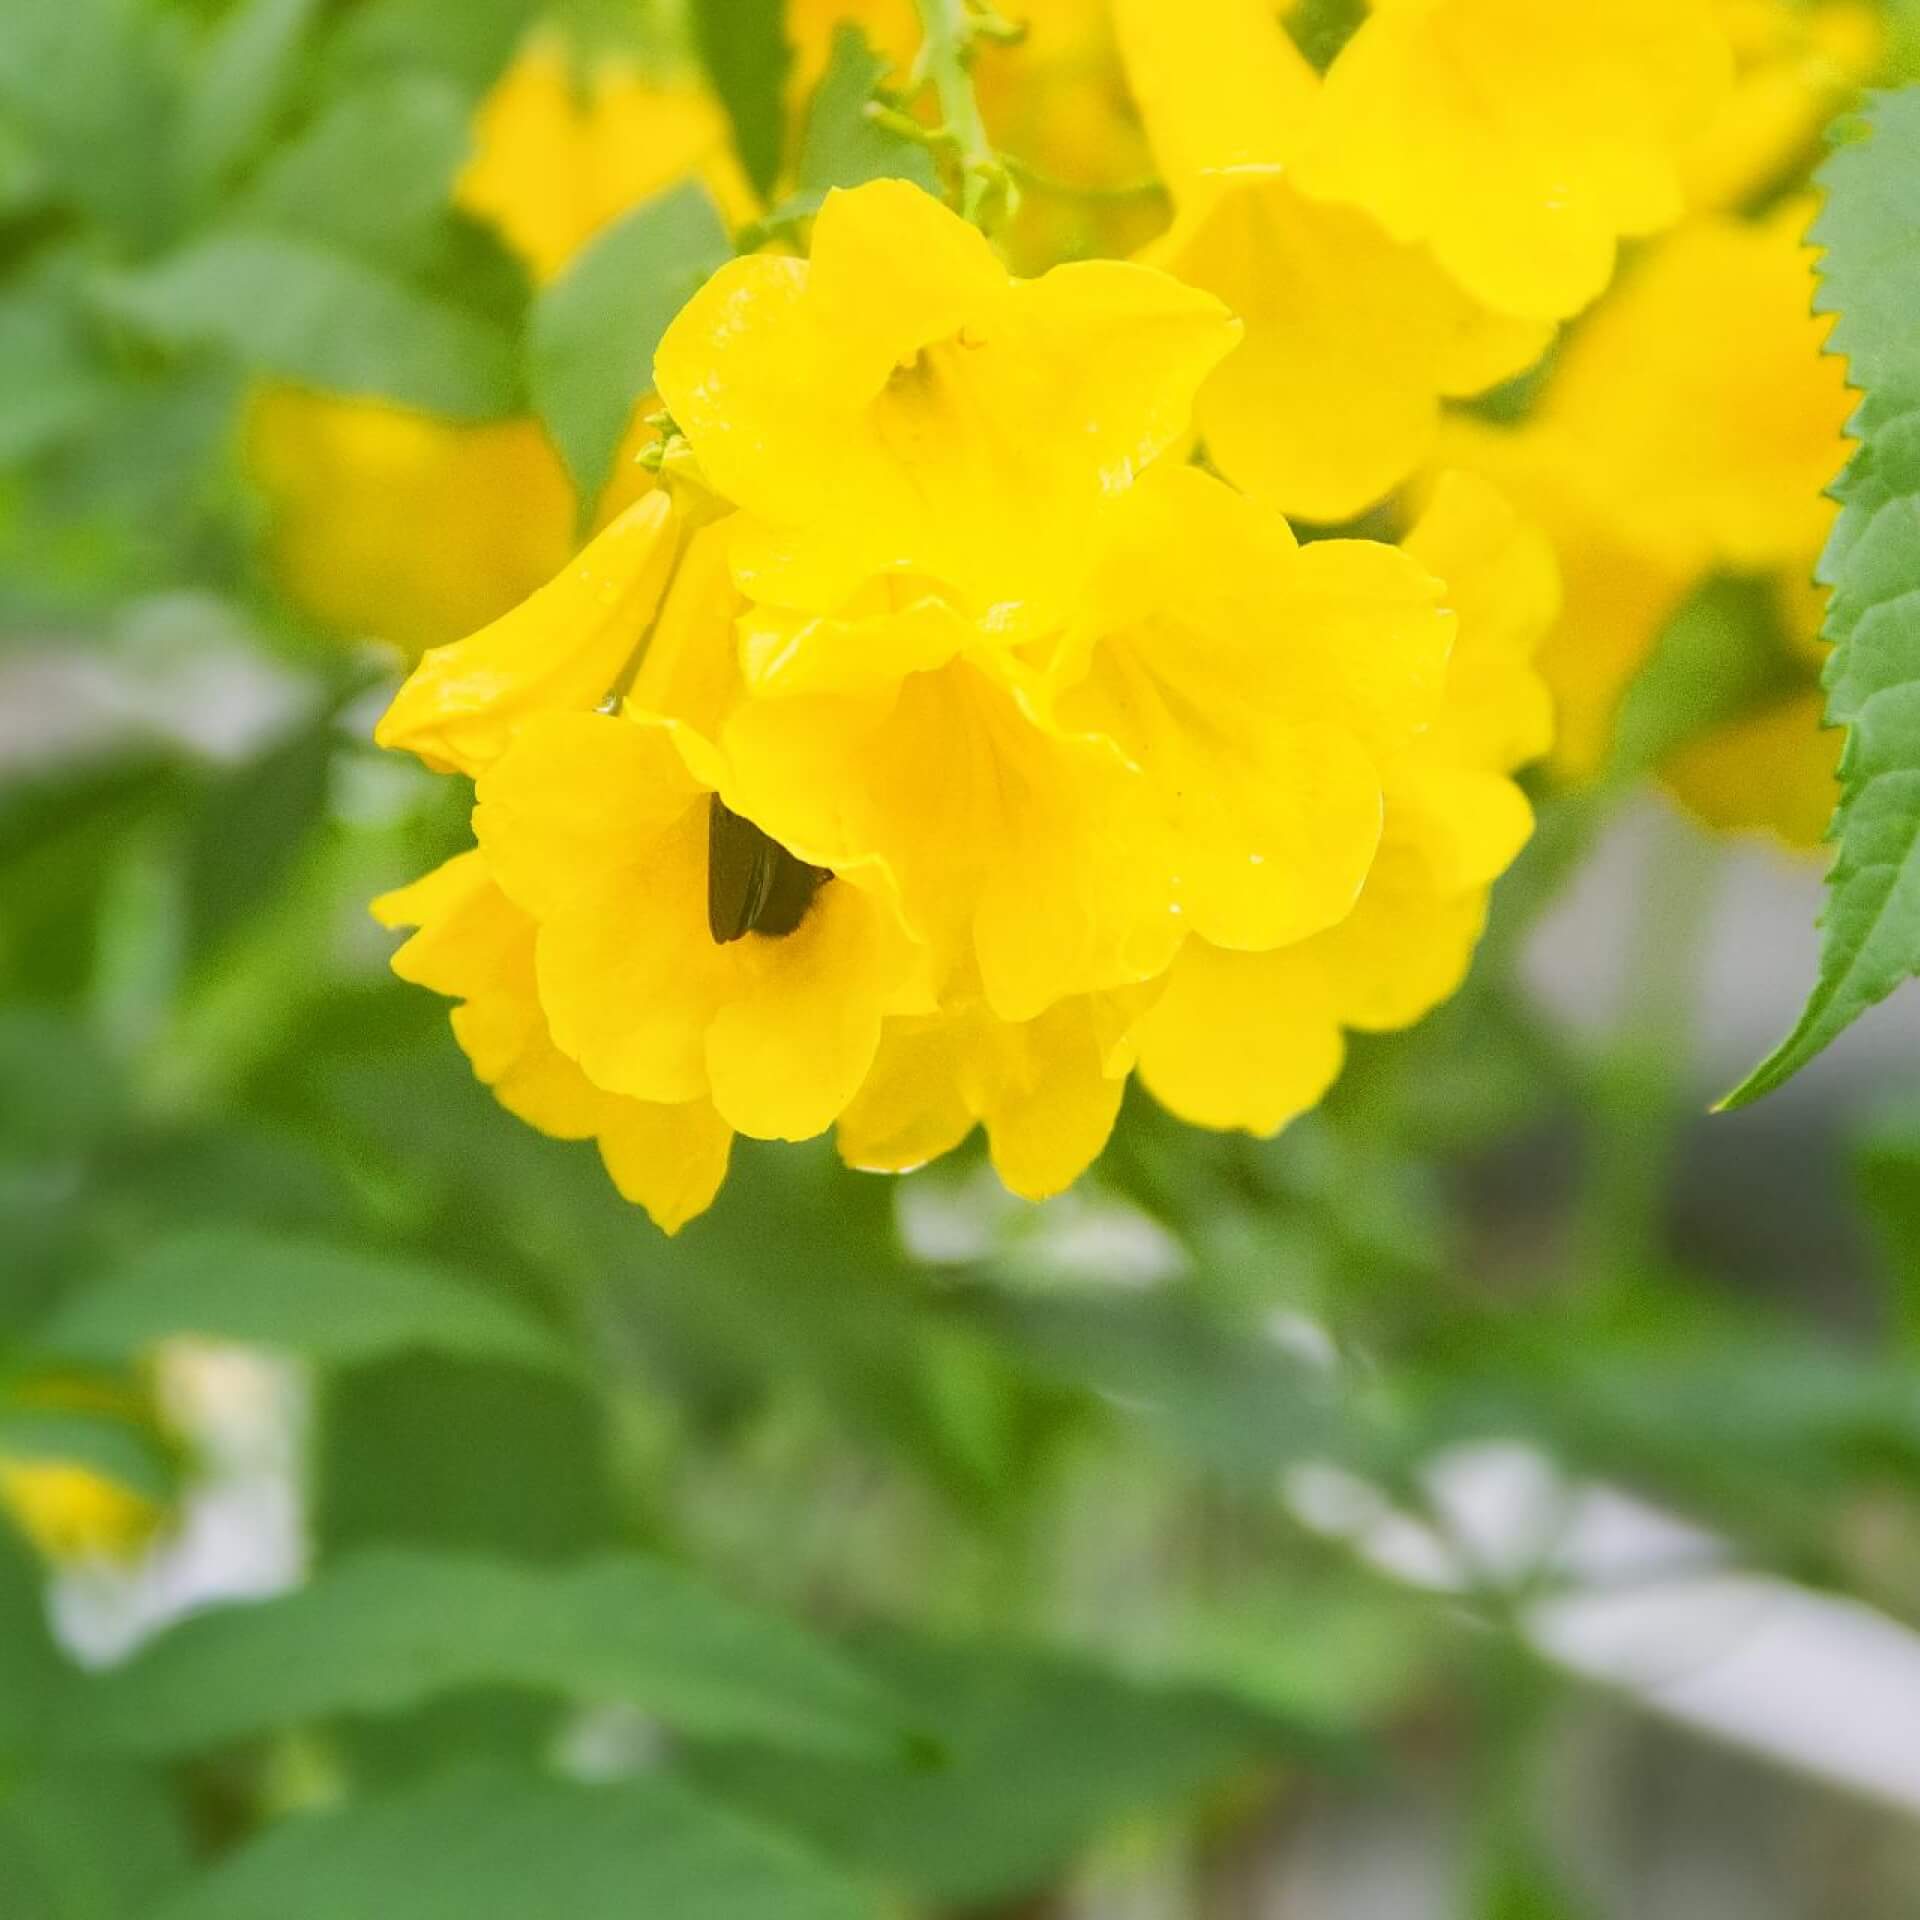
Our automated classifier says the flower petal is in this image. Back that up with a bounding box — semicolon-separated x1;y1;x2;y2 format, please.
1135;940;1345;1137
596;1098;735;1235
375;491;679;777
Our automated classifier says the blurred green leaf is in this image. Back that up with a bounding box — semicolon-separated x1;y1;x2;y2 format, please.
182;704;337;962
795;27;938;198
101;229;521;419
0;0;181;248
73;1547;911;1762
180;0;322;209
1608;575;1804;784
320;0;541;101
690;0;789;201
31;1229;575;1376
1727;88;1920;1105
0;1406;174;1504
152;1767;877;1920
314;1355;617;1562
0;1009;124;1159
0;1761;192;1920
237;75;469;262
691;1632;1332;1907
529;182;732;504
0;1525;61;1761
0;296;109;467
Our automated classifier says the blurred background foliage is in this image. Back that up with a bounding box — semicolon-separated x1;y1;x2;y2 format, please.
8;0;1920;1915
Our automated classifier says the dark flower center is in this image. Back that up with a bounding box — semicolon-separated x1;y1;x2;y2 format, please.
706;795;830;944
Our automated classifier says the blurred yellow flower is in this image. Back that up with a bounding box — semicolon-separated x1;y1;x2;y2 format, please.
0;1461;157;1564
1683;0;1884;213
1294;0;1735;322
457;31;755;284
1444;207;1851;845
1113;0;1549;523
251;30;733;656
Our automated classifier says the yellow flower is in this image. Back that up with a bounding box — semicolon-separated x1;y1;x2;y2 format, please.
374;852;733;1233
1293;0;1735;323
457;31;756;283
653;178;1240;624
1662;690;1841;851
375;491;682;778
248;389;580;657
0;1462;156;1564
378;178;1544;1224
1135;472;1556;1134
1683;0;1883;214
1440;206;1848;842
785;1;1164;272
1113;0;1549;522
838;986;1150;1200
252;29;732;655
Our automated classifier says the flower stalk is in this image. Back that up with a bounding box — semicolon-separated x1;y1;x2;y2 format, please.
912;0;1016;230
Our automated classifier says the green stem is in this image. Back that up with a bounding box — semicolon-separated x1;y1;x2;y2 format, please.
913;0;1013;228
1570;807;1722;1290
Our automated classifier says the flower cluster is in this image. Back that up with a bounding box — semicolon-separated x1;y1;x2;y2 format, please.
1439;0;1874;845
375;181;1556;1230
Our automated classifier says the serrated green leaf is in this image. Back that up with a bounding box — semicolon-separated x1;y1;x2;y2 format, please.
150;1768;876;1920
529;181;733;504
70;1547;910;1762
30;1229;574;1376
690;0;789;200
796;26;939;198
1725;87;1920;1107
101;229;520;418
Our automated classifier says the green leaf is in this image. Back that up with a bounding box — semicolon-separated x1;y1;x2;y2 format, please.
691;1633;1334;1907
795;26;939;198
1725;88;1920;1106
237;75;470;262
690;0;789;201
0;0;182;248
180;0;322;207
319;0;540;101
0;296;109;467
152;1768;876;1920
71;1547;910;1762
30;1229;574;1377
529;182;733;504
182;704;338;962
101;229;521;419
1606;575;1805;784
0;1762;192;1920
0;1406;175;1504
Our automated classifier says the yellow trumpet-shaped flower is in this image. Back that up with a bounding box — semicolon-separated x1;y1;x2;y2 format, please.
1113;0;1549;523
374;852;734;1234
1441;205;1850;846
1293;0;1735;323
378;177;1548;1224
653;178;1240;624
252;29;734;656
1683;0;1883;214
1135;473;1557;1134
375;492;681;779
457;32;755;285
